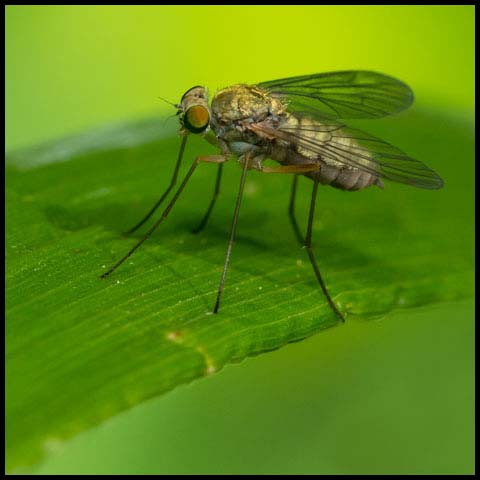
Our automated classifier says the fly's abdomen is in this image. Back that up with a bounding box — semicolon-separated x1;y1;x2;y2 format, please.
270;115;382;191
312;163;382;191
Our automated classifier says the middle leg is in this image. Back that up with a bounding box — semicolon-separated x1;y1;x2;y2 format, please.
192;163;223;234
288;175;304;245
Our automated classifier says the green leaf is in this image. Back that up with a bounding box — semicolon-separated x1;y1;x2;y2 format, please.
6;108;474;472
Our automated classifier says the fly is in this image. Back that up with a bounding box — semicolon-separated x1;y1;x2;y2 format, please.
100;71;444;322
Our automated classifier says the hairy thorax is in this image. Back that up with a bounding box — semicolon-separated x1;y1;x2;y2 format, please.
211;85;286;144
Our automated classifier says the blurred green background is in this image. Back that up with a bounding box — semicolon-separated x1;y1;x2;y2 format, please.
6;5;474;150
6;5;474;474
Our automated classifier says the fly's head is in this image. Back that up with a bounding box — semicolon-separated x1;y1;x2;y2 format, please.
177;86;211;134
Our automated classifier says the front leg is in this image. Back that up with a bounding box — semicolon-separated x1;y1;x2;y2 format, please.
125;135;188;235
196;154;230;163
100;154;229;279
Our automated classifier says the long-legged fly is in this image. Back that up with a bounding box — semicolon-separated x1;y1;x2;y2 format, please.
101;71;443;322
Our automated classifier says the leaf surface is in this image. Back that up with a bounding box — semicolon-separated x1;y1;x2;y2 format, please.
6;110;474;471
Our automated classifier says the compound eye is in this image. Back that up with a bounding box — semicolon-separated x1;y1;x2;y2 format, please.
184;105;210;133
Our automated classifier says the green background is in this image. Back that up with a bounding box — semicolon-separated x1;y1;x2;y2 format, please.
6;5;474;474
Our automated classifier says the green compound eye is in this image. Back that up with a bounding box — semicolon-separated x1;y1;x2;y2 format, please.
184;105;210;133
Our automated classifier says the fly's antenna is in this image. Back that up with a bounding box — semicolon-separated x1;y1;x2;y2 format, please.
157;96;180;109
157;96;182;127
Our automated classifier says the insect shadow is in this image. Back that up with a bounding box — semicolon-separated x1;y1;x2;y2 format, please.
44;196;388;296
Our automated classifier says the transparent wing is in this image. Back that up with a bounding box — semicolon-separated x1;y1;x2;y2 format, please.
250;117;444;190
258;71;414;120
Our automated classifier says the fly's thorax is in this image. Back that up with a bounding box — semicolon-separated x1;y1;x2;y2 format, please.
211;84;286;128
179;86;211;134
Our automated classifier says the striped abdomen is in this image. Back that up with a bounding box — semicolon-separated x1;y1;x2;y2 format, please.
269;115;383;191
